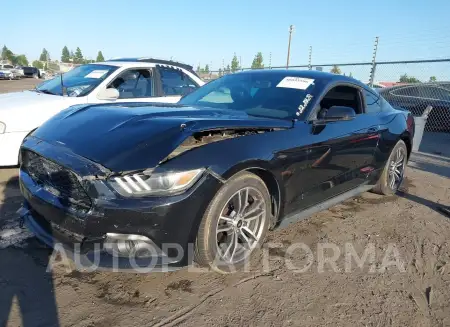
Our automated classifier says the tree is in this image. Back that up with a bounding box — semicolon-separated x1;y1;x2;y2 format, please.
204;64;210;73
39;48;49;62
73;47;83;64
196;65;201;73
96;51;105;62
218;68;223;77
61;46;70;63
399;74;420;83
32;60;44;69
1;45;14;61
70;50;75;61
225;64;231;74
429;76;437;82
231;53;239;72
251;52;264;69
330;65;341;74
14;54;28;66
349;72;353;78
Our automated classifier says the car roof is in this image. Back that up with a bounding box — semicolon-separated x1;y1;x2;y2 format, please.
233;69;367;87
104;57;199;77
380;81;450;91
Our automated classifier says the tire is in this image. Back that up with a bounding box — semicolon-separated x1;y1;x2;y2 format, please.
372;140;408;195
194;171;271;273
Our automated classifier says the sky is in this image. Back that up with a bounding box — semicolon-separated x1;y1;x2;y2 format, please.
2;0;450;81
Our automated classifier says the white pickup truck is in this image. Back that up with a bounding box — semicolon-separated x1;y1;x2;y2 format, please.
0;58;204;166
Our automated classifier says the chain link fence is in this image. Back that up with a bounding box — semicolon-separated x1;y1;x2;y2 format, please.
204;59;450;133
374;60;450;133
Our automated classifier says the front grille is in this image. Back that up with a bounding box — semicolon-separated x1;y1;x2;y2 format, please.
22;150;92;214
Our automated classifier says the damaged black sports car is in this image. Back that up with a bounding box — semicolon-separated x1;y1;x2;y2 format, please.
18;70;414;273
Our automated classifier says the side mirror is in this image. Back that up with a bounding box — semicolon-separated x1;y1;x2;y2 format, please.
97;88;119;101
322;106;356;122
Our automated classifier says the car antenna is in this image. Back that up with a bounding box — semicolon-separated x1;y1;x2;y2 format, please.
291;118;298;128
60;72;67;96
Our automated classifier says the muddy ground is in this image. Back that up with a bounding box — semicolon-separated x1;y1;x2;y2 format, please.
1;80;450;327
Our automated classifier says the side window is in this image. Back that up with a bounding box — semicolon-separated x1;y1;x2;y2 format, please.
108;69;154;99
363;90;382;113
159;67;198;96
317;85;362;119
419;86;450;100
391;86;419;97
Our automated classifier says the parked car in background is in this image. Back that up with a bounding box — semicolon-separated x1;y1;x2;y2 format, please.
0;64;21;80
0;57;204;166
22;66;41;78
19;70;414;273
379;82;450;132
14;66;24;78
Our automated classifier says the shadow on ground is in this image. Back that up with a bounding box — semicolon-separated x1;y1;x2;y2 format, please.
398;190;450;219
0;175;60;326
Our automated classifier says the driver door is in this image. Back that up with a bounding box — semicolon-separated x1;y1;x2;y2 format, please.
287;84;381;214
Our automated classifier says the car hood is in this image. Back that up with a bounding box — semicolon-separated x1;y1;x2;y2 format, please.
31;103;292;172
0;91;82;132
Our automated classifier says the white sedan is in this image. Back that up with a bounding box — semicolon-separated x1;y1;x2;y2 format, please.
0;58;204;166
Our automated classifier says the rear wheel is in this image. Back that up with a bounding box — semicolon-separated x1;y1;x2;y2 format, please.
194;172;270;273
372;140;408;195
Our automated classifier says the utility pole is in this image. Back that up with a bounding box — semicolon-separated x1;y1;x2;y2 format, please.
286;25;294;69
308;46;312;70
269;52;272;69
369;36;379;87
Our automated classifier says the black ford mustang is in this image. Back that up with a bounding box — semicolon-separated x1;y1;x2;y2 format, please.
18;70;414;273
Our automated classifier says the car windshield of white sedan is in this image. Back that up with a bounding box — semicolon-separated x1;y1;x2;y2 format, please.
179;72;322;119
35;64;118;97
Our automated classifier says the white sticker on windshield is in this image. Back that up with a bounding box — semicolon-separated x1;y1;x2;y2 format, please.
277;77;314;90
85;70;108;79
296;94;313;116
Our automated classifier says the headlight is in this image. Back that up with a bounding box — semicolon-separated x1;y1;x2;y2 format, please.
109;168;204;196
0;122;5;134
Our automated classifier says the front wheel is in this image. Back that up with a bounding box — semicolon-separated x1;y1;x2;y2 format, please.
194;171;271;273
372;140;408;195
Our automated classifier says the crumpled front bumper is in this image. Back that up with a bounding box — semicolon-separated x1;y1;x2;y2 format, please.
18;162;222;272
19;205;182;272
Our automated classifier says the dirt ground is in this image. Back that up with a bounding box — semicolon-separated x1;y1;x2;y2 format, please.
0;78;42;94
1;80;450;327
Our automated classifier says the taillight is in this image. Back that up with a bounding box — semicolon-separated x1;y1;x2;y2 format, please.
406;114;414;136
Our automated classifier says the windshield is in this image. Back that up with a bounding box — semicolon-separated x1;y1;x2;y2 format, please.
35;64;118;97
179;72;322;120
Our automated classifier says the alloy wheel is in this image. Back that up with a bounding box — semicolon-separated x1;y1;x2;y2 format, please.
215;187;267;264
388;147;406;191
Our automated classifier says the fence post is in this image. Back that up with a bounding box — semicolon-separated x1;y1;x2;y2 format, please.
369;36;379;87
369;62;377;87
